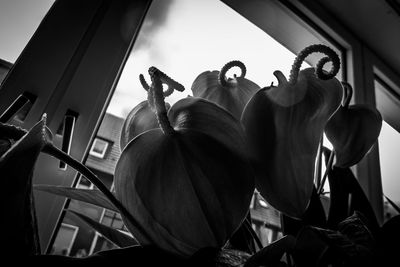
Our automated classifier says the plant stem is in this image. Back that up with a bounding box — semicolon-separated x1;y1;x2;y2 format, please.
341;81;353;107
149;67;176;135
42;143;153;243
314;135;323;188
244;218;263;250
317;149;335;195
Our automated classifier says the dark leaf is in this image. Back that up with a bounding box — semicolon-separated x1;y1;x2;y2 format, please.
30;245;185;266
377;215;400;265
325;82;382;168
241;45;342;218
244;235;296;267
281;187;327;236
115;73;255;257
34;184;118;212
228;213;257;254
0;116;51;256
323;147;380;236
293;226;332;267
295;212;375;267
0;138;11;156
67;210;137;248
337;212;376;253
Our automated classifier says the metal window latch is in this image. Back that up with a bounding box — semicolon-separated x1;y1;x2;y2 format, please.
59;110;79;170
0;92;36;123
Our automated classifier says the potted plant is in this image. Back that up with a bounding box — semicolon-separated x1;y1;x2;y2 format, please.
1;44;398;266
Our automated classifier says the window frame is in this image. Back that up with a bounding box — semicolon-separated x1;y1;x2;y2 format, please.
0;0;152;252
53;223;79;256
89;137;110;159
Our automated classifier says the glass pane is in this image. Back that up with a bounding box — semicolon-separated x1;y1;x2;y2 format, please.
0;0;55;62
375;79;400;222
91;235;119;254
107;0;310;118
378;121;400;220
50;223;78;256
52;0;342;255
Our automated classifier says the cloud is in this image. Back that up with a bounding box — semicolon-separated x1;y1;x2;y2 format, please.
129;0;176;53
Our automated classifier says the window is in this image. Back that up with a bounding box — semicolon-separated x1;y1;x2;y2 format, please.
1;0;356;253
45;0;344;253
50;223;78;256
89;138;109;159
76;176;94;190
375;77;400;221
101;209;129;233
90;233;119;255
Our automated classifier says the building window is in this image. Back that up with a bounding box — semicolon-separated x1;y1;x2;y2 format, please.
51;223;79;256
76;176;94;190
90;232;119;255
101;209;129;233
89;138;109;158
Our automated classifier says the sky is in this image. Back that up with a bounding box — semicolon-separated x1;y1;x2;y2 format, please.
0;0;398;204
379;121;400;203
107;0;298;118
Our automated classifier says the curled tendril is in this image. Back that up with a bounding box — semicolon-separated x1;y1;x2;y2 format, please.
218;60;247;87
139;74;150;91
139;73;179;97
341;81;353;107
148;67;184;135
288;44;340;84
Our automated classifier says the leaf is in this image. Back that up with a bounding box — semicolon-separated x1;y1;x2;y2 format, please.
322;147;380;235
228;213;257;254
42;140;145;245
325;82;382;167
294;227;351;267
377;215;400;265
293;226;335;267
244;235;296;267
337;211;376;252
191;60;260;119
0;115;51;256
281;187;327;236
34;184;118;212
30;245;185;265
168;97;251;159
115;76;255;257
66;210;137;248
0;138;11;157
294;212;375;267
